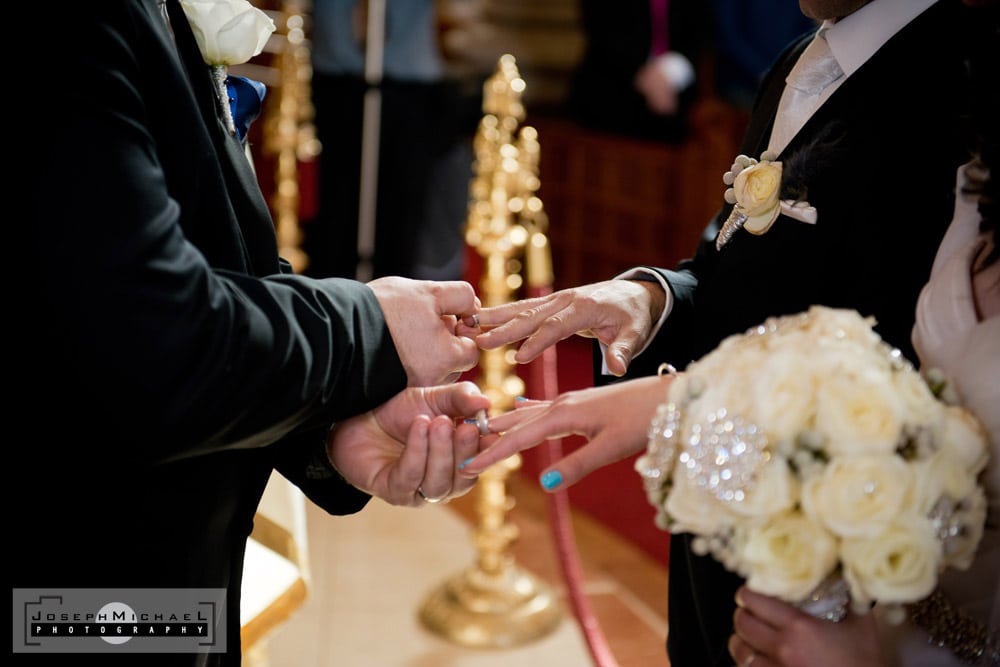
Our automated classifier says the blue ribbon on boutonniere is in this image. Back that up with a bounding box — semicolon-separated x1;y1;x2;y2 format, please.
226;75;266;143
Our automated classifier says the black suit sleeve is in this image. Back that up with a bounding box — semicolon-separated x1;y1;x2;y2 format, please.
28;2;407;467
269;429;372;516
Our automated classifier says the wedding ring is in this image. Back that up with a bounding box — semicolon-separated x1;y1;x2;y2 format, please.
471;313;480;328
474;409;490;436
417;487;445;504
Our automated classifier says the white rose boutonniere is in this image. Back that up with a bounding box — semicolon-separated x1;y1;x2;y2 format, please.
715;152;819;250
635;306;990;625
180;0;276;136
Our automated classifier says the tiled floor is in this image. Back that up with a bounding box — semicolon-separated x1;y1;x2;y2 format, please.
256;471;671;667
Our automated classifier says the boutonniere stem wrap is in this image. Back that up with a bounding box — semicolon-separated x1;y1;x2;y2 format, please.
716;152;818;250
180;0;275;137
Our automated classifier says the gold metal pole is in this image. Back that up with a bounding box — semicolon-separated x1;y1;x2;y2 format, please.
417;54;562;649
262;1;318;275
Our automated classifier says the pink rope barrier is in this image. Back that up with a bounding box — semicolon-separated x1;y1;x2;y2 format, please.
525;286;620;667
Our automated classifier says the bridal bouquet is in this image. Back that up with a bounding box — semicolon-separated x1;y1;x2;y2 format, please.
635;306;989;621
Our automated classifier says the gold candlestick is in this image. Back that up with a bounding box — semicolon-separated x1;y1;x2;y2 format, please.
417;54;562;649
253;1;319;275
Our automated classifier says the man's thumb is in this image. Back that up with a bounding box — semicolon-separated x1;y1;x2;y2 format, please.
606;344;631;377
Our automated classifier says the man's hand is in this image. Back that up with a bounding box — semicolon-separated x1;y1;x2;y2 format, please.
634;61;680;116
367;277;481;386
470;279;666;377
327;382;492;506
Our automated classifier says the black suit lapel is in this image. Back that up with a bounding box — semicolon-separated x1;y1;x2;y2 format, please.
165;0;223;135
164;0;280;276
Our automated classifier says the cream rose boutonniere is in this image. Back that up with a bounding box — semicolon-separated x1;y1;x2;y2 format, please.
179;0;276;136
715;152;819;250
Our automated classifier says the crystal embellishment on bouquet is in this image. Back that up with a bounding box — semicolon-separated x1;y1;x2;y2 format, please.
635;306;990;623
678;408;770;504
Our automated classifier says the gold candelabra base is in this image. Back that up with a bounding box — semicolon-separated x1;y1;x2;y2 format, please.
418;563;561;649
418;455;562;648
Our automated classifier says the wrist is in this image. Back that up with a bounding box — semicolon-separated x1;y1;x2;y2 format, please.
631;279;667;324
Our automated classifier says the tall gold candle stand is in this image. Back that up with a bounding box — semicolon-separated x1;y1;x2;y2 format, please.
417;55;562;649
262;1;319;275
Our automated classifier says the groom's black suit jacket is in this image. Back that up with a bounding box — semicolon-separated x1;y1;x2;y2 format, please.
611;2;973;664
16;1;409;664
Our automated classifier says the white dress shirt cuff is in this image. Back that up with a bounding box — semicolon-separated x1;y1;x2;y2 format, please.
598;268;674;375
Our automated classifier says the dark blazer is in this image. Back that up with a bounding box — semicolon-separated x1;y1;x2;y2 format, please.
616;2;972;664
16;1;408;664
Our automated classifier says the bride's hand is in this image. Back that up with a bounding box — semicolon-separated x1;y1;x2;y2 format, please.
457;374;673;490
471;279;667;377
729;585;886;667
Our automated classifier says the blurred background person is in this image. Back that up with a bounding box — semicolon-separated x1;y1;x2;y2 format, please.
566;0;816;143
566;0;710;143
709;0;817;113
303;0;481;281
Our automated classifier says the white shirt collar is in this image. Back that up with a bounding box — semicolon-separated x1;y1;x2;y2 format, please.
823;0;938;78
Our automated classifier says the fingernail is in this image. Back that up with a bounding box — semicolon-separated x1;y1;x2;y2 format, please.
540;470;563;490
463;418;477;424
457;456;475;471
735;590;746;608
515;396;527;402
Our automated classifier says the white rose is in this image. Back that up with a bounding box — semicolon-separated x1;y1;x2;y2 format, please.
727;456;798;519
909;450;986;570
892;367;941;428
665;468;740;535
814;364;904;457
733;161;782;233
686;339;766;400
911;450;978;517
941;486;987;571
749;350;817;445
934;405;989;475
802;306;881;345
687;379;754;425
841;514;941;606
180;0;276;66
741;511;839;602
801;455;912;538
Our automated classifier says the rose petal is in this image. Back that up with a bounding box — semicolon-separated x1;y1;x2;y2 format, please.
744;204;781;234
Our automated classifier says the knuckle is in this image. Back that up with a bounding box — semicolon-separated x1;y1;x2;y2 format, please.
514;307;545;324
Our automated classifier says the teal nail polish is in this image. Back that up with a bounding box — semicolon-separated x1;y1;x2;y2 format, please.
515;396;527;402
458;456;475;471
463;418;477;424
540;470;563;490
